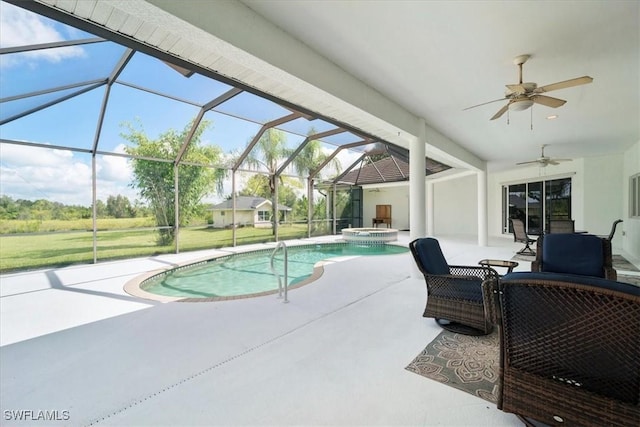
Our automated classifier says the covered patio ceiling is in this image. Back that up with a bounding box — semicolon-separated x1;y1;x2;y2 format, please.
29;0;635;173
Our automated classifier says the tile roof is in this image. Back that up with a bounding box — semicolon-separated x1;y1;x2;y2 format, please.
337;155;450;185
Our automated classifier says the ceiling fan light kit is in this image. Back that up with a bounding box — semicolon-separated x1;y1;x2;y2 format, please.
509;98;534;111
465;54;593;121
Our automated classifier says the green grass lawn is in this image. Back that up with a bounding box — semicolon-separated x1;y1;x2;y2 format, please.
0;224;316;273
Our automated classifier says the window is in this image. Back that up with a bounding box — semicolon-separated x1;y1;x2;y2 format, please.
258;210;270;221
503;177;572;235
631;173;640;218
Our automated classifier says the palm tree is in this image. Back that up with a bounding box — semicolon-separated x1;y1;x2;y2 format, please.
242;127;341;234
292;128;342;228
242;128;291;233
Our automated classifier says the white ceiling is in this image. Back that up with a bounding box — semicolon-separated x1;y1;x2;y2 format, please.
32;0;639;172
239;0;639;171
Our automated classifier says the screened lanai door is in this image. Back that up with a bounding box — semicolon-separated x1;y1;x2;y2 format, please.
503;177;572;235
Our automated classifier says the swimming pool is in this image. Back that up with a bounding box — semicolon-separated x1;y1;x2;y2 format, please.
131;242;408;301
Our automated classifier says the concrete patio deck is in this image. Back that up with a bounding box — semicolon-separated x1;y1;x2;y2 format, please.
0;232;613;426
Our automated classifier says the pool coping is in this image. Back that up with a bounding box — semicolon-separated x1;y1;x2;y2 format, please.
123;241;407;303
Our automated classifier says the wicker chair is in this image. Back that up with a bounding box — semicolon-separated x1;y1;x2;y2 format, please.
409;237;497;335
483;272;640;427
510;218;536;255
531;233;617;280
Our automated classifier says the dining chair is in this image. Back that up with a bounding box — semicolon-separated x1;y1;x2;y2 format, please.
548;219;575;234
510;218;537;256
598;219;623;241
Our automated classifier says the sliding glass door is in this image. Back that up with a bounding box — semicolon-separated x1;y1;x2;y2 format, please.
503;177;571;235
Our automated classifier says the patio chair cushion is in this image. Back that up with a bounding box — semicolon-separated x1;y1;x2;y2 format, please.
413;238;450;275
540;234;604;277
502;272;640;296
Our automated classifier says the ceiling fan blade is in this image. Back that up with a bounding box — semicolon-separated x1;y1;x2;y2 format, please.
490;103;510;120
532;95;566;108
534;76;593;93
515;160;541;165
463;97;508;111
506;84;526;94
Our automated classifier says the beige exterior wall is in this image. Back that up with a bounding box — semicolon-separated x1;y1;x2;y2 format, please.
211;210;272;228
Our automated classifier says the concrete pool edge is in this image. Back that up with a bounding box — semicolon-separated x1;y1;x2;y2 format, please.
123;242;407;303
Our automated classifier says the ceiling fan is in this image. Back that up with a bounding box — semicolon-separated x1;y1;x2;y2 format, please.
465;54;593;120
516;145;572;167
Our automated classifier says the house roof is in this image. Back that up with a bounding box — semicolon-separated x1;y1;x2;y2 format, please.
337;155;449;186
211;196;291;211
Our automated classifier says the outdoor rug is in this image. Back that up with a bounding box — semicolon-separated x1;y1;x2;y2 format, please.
405;330;499;404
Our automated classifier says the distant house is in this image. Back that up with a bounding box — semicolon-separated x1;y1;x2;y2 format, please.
210;196;292;228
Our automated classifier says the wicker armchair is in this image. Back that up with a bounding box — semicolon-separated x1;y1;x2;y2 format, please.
483;272;640;427
409;237;497;335
531;233;616;280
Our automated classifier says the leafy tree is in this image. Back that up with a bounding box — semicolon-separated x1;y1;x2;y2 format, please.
239;174;271;199
94;200;107;218
239;174;299;212
106;194;133;218
0;195;19;220
122;119;226;245
293;195;326;221
131;199;152;218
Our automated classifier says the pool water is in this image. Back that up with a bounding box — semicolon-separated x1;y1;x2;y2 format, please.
142;243;408;299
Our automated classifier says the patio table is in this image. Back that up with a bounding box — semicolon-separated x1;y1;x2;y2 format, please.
478;259;519;275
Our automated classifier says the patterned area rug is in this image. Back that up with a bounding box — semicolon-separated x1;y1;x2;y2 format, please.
405;330;499;404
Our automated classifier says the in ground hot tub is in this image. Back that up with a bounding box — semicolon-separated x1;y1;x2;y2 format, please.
341;227;398;244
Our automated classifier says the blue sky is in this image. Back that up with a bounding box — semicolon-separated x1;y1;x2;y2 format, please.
0;2;363;206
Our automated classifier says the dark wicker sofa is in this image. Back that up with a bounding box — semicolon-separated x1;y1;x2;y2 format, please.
484;271;640;426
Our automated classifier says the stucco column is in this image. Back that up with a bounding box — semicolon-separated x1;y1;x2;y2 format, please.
427;180;434;236
477;169;488;246
410;121;427;241
410;119;427;278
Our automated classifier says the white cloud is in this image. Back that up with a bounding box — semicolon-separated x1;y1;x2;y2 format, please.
97;144;132;181
0;144;138;206
0;2;85;69
0;143;74;167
